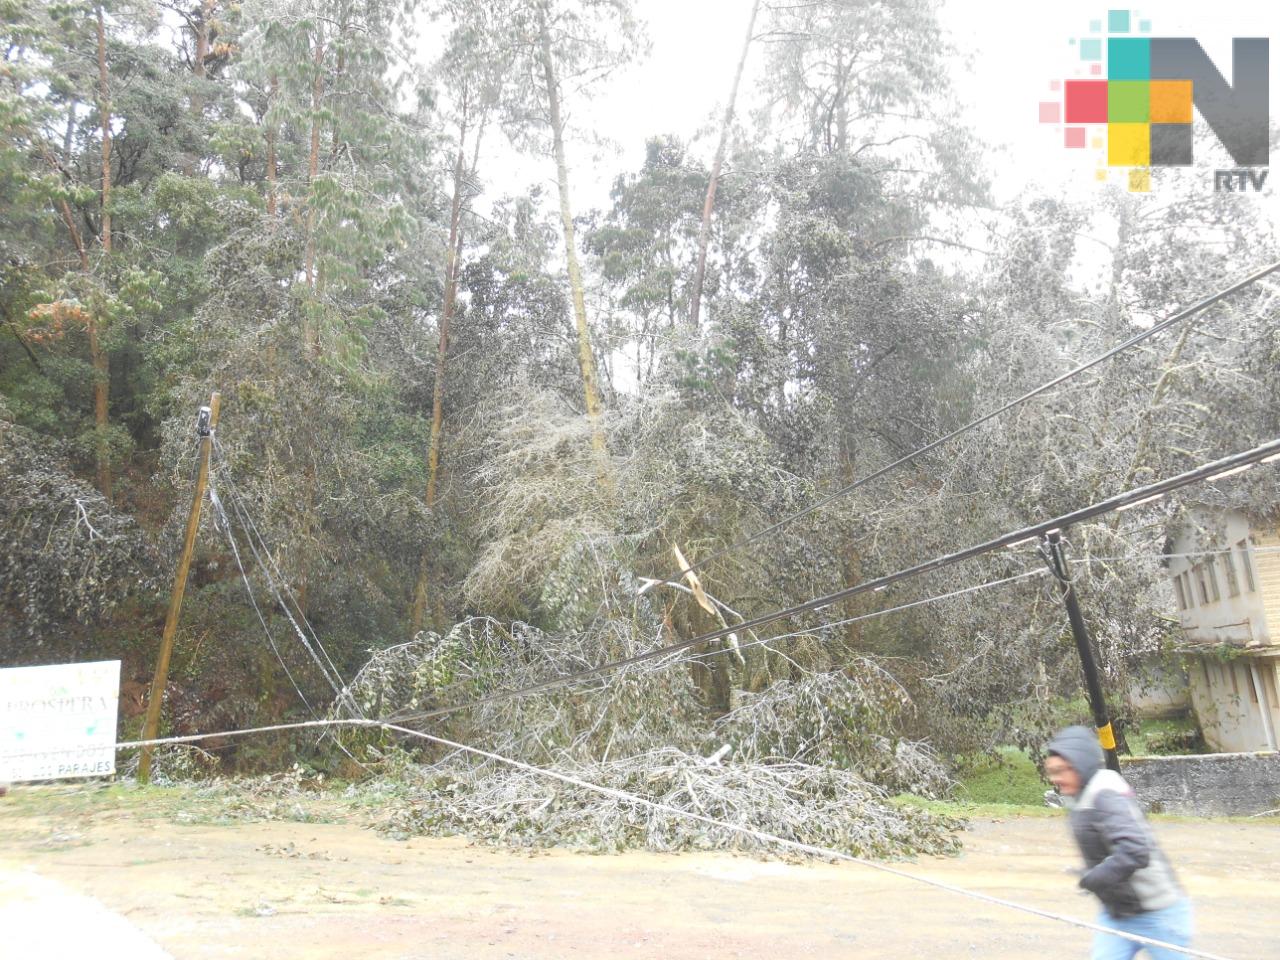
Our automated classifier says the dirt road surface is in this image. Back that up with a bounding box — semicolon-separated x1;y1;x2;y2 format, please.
1;789;1276;959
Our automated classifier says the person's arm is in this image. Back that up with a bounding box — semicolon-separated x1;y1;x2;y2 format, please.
1078;791;1150;893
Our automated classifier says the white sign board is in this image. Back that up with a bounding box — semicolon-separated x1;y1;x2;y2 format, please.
0;660;120;782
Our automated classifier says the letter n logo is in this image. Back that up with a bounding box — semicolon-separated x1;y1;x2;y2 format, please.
1149;38;1269;166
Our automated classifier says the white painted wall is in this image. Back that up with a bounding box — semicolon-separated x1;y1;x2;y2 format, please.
1169;509;1280;752
1186;655;1276;752
1125;659;1190;719
1168;509;1270;646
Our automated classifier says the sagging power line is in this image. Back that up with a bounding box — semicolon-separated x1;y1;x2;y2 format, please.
391;435;1280;727
4;719;1235;960
645;260;1280;587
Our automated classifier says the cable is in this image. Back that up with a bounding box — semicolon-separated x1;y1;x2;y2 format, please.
4;719;1234;960
1;570;1041;769
208;483;318;719
379;723;1234;960
211;442;350;695
209;442;361;718
717;568;1048;661
206;476;367;769
649;261;1280;585
391;435;1280;726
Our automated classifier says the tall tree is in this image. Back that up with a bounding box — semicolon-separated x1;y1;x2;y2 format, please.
464;0;646;469
409;16;499;637
688;0;760;329
0;0;163;499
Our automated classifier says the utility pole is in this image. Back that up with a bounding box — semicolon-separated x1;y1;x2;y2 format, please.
1042;530;1121;773
139;393;220;782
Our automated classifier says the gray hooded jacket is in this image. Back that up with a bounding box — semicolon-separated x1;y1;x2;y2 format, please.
1047;726;1183;918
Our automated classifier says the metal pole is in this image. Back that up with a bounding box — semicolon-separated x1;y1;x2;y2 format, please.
138;393;220;783
1042;531;1121;773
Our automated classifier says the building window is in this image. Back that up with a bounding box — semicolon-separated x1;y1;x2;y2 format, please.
1182;571;1196;607
1237;539;1257;592
1195;564;1211;605
1205;557;1222;602
1173;576;1188;610
1247;664;1259;703
1223;549;1241;597
1230;663;1240;697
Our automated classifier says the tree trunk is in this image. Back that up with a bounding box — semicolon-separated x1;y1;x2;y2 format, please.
184;0;214;176
303;34;325;356
62;99;77;162
688;0;760;329
410;132;470;637
536;7;608;468
330;8;347;158
834;45;848;153
296;459;316;618
266;74;279;216
96;7;111;256
93;5;113;500
1120;318;1199;491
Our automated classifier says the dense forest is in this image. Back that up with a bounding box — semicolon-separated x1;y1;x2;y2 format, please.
2;0;1279;848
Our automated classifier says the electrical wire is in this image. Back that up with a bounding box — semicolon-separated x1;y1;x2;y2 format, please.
207;473;367;769
3;719;1236;960
711;568;1049;662
208;483;317;719
379;722;1234;960
646;261;1280;586
209;441;361;718
391;435;1280;726
212;442;350;695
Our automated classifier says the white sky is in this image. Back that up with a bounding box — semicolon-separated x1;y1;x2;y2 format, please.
480;1;1280;214
442;1;1280;391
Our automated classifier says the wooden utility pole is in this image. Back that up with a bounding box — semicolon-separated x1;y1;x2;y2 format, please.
139;393;220;782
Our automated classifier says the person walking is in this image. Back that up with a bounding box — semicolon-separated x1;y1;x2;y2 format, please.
1045;725;1193;959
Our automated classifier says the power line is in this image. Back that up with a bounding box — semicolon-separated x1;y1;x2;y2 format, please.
719;568;1048;661
391;435;1280;726
208;484;318;719
209;441;362;718
206;472;367;769
652;260;1280;585
212;442;348;692
378;722;1233;960
6;719;1232;960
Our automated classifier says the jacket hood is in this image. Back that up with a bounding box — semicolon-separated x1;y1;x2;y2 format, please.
1047;724;1105;785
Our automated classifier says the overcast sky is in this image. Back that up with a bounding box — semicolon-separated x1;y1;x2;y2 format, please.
477;1;1279;214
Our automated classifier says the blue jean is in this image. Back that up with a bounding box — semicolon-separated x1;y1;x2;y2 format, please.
1092;899;1193;959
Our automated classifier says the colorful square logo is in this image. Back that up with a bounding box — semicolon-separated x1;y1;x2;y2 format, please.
1038;11;1269;191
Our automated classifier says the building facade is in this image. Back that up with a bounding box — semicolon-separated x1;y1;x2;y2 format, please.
1167;508;1280;752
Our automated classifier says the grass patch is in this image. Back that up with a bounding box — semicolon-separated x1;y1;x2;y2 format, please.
891;747;1056;820
955;746;1047;806
0;781;201;821
891;793;1062;819
1123;715;1206;756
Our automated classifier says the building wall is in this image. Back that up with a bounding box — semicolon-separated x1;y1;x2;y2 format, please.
1167;508;1270;646
1256;526;1280;632
1122;751;1280;816
1124;659;1190;719
1167;509;1280;752
1186;654;1279;752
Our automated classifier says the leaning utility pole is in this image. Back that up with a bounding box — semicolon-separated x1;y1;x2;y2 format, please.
1042;530;1121;773
139;393;220;782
